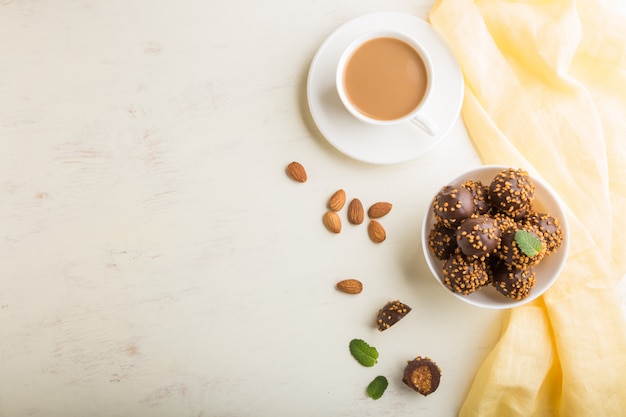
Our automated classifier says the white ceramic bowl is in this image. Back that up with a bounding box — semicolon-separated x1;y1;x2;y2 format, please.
421;165;569;309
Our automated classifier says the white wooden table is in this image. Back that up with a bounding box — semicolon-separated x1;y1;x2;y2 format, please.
1;1;624;416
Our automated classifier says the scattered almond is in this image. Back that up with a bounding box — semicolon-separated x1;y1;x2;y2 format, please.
323;211;342;233
368;220;386;243
286;161;307;183
347;198;365;225
368;202;393;219
336;279;363;294
328;189;346;211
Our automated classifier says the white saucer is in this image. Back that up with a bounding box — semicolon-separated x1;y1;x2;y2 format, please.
307;12;464;165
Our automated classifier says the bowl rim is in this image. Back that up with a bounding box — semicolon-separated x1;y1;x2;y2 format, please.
421;164;570;309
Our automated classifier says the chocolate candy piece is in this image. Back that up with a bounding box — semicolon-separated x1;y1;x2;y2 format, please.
494;213;517;234
402;356;442;396
462;180;491;215
492;264;537;300
442;251;490;295
498;224;546;269
432;185;475;229
525;212;563;254
428;221;458;260
456;215;501;258
376;300;411;331
489;168;535;218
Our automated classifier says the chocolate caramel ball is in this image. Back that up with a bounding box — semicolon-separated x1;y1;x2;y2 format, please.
492;264;537;300
428;221;458;260
442;251;490;295
494;213;517;234
456;215;501;258
489;168;535;218
403;356;442;396
462;180;490;215
525;212;564;255
498;224;546;269
432;186;475;229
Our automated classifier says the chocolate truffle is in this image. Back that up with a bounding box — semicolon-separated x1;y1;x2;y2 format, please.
442;251;490;295
492;264;537;300
498;224;546;269
432;185;475;229
462;180;491;215
376;300;411;331
489;168;535;218
494;213;517;234
402;356;442;396
525;212;563;254
428;221;458;260
456;215;501;258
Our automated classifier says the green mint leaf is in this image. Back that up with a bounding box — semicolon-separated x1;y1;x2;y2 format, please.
366;376;389;400
515;230;543;257
349;339;378;367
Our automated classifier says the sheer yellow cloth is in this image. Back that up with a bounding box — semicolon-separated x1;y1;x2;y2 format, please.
429;0;626;415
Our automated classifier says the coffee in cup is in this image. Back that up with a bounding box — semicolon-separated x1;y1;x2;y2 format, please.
336;31;438;135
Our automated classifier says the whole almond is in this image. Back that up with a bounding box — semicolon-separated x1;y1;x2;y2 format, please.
328;189;346;211
368;202;392;219
336;279;363;294
347;198;364;225
286;161;307;183
323;211;341;233
368;220;386;243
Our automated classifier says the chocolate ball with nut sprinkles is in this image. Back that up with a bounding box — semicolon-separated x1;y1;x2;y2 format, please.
498;224;546;269
376;300;411;331
461;180;491;215
432;185;475;229
493;213;517;235
402;356;442;396
492;264;537;300
456;215;501;259
525;212;564;254
442;251;490;295
489;168;535;219
428;221;458;260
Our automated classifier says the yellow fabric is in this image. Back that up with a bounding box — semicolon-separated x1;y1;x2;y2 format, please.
429;0;626;415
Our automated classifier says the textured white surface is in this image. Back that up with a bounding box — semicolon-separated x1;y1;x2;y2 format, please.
1;1;623;416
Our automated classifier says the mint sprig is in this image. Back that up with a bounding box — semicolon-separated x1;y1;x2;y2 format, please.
514;230;543;257
366;376;388;400
349;339;378;367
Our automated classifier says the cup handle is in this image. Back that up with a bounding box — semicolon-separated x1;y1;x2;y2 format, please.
410;113;439;136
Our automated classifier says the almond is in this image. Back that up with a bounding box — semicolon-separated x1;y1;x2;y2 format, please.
368;220;386;243
286;161;307;183
328;189;346;211
336;279;363;294
323;211;341;233
368;202;392;219
347;198;364;225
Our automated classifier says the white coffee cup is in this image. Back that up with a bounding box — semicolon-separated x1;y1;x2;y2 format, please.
336;30;439;136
